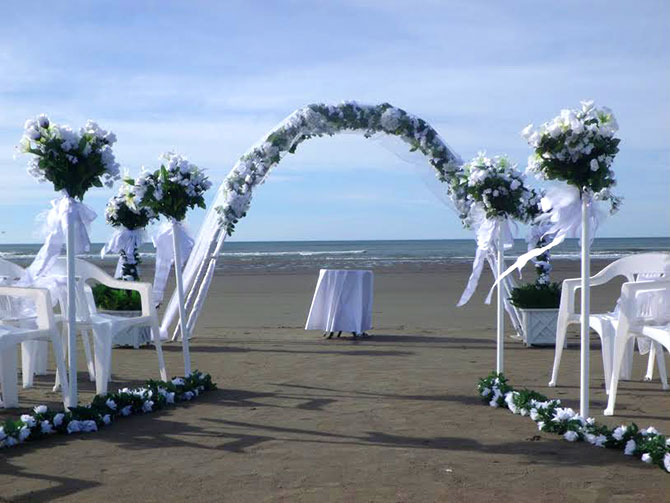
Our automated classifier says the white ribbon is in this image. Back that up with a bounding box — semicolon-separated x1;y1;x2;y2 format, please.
24;195;96;282
101;227;147;279
457;207;514;306
490;185;604;295
152;220;194;305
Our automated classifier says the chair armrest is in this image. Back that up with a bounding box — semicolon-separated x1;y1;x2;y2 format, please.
99;279;155;318
619;279;670;321
0;286;55;331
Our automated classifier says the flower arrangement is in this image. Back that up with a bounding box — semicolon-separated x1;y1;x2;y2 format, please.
456;153;540;225
0;371;215;449
103;182;157;281
216;102;465;236
478;373;670;473
521;100;621;211
134;152;212;222
19;114;120;199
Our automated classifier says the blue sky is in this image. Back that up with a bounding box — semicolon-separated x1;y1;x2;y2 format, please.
0;0;668;243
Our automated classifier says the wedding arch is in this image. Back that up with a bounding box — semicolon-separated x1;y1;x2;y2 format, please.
159;102;520;340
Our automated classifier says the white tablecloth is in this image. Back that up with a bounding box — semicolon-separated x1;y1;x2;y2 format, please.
305;269;373;334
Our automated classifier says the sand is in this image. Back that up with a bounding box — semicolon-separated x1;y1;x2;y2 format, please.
0;260;669;502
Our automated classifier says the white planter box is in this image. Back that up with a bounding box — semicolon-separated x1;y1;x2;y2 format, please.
99;310;152;349
519;308;562;347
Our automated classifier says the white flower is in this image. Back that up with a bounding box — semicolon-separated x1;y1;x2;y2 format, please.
537;421;545;431
563;430;579;442
53;413;65;427
106;398;117;411
664;453;670;473
612;425;627;441
590;159;599;172
40;420;53;434
641;426;658;436
67;420;82;434
481;387;491;397
530;409;539;421
20;414;36;428
33;405;48;415
121;405;132;416
183;391;194;401
624;439;636;455
641;453;652;464
5;436;18;447
142;400;154;413
0;427;5;441
166;392;175;404
81;420;98;433
552;407;575;422
18;426;30;442
520;124;534;140
102;414;112;425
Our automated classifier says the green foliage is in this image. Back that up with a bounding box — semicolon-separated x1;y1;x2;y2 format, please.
92;284;141;311
509;281;561;309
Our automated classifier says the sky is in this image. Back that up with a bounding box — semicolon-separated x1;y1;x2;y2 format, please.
0;0;668;244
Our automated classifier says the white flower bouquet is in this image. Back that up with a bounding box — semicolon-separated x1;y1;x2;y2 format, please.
458;153;540;225
135;152;212;221
522;100;621;211
19;114;120;199
102;182;157;281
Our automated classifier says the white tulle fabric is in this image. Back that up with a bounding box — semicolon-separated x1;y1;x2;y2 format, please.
152;221;194;305
24;195;96;282
491;186;604;293
458;207;514;306
100;227;146;279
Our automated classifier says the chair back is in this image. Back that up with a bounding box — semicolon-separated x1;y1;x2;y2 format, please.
595;252;670;283
0;258;27;320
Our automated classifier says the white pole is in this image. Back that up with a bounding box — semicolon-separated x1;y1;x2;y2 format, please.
580;195;590;418
496;224;504;374
172;221;191;376
66;208;77;406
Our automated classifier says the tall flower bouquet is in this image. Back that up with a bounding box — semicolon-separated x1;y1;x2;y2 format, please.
456;153;539;374
102;182;156;281
19;114;120;406
134;152;212;375
519;101;622;417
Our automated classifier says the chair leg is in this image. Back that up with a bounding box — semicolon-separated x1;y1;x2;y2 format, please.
20;341;38;389
600;333;614;395
50;332;71;409
52;323;68;392
654;342;668;390
604;329;631;416
644;343;656;382
92;325;113;395
548;316;569;387
621;337;634;381
151;321;168;382
81;329;96;382
0;346;19;408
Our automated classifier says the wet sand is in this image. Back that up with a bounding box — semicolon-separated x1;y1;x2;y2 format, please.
0;260;669;502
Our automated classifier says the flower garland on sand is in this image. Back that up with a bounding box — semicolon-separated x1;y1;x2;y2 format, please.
456;153;540;306
216;102;465;236
478;373;670;473
0;371;215;449
102;181;156;281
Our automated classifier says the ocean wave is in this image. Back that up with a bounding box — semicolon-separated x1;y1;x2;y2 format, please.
221;249;367;257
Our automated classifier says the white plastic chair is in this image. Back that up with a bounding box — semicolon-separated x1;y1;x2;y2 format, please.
549;252;670;392
604;278;670;416
48;258;167;395
0;286;70;408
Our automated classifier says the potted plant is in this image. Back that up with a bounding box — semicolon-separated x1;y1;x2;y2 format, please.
509;241;562;346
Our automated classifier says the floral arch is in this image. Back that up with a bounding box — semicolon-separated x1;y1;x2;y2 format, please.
159;101;472;340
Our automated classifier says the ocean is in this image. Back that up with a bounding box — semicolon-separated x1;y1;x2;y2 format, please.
1;238;668;273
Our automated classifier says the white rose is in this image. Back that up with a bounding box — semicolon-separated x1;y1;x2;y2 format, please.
624;439;636;455
641;453;652;464
590;159;599;172
563;430;579;442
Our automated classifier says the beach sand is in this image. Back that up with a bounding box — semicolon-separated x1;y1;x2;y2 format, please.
0;260;669;502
